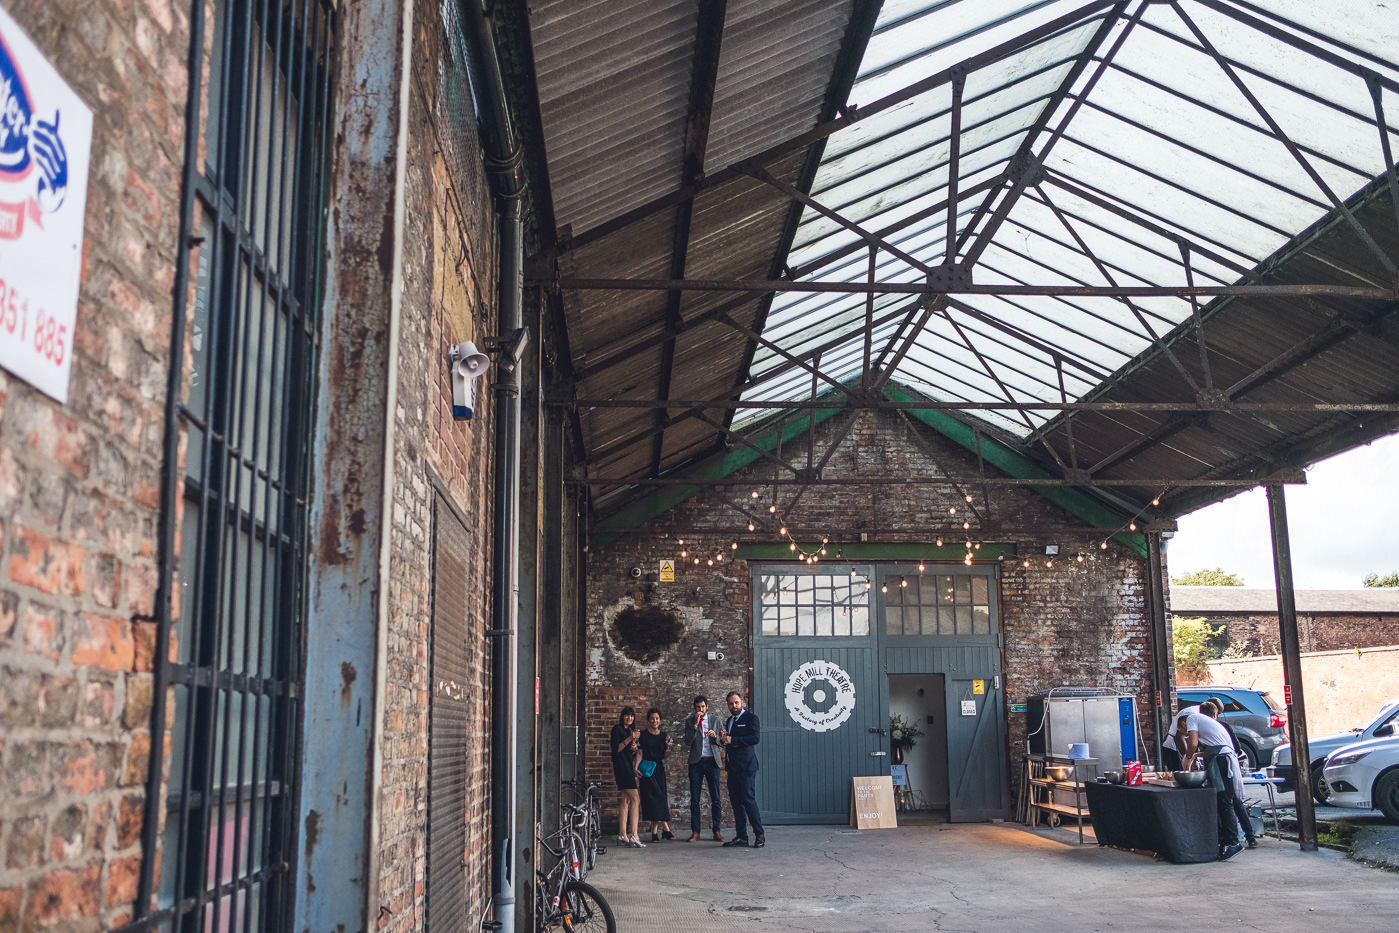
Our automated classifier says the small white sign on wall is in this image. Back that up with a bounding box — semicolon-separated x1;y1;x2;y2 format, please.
960;699;977;717
0;6;94;403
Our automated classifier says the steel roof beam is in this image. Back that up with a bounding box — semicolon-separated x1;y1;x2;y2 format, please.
545;276;1397;300
572;474;1304;489
563;399;1399;414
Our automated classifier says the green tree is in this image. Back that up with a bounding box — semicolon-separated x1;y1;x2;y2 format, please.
1171;567;1245;586
1173;616;1223;683
1363;571;1399;587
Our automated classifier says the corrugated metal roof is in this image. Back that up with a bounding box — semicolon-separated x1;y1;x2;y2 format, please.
1170;586;1399;613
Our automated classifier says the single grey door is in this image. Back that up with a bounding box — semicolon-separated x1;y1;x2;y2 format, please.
945;664;1008;822
752;567;883;823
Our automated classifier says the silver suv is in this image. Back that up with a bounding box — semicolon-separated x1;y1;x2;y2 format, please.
1273;699;1399;803
1177;686;1287;772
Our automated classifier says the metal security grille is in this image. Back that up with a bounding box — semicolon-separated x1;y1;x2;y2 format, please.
130;1;335;930
427;493;472;930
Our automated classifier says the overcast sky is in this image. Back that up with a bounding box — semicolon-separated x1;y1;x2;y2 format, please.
1164;431;1399;590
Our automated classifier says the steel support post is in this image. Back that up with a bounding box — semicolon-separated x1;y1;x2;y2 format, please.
1266;483;1317;851
1145;532;1171;771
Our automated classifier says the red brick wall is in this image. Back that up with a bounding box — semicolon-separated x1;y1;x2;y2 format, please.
1197;612;1399;655
584;410;1163;817
0;1;187;928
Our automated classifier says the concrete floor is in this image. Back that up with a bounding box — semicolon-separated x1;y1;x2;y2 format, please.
587;819;1399;932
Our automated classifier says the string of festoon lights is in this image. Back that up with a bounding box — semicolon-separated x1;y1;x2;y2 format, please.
674;488;1169;573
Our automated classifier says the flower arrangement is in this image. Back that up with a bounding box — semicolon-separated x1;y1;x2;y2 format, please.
889;712;924;750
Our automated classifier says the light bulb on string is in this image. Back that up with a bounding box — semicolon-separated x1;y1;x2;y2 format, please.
936;538;943;547
1022;559;1031;569
789;542;797;552
963;521;970;531
964;555;973;566
779;526;787;537
693;557;700;565
820;547;827;556
850;567;857;579
1100;540;1108;550
974;542;981;550
731;541;739;550
747;522;755;532
707;558;714;567
1152;497;1160;507
917;561;925;573
881;582;888;593
900;577;907;588
750;490;760;499
1076;553;1085;563
768;505;776;514
822;537;829;545
965;495;973;504
1046;559;1054;568
681;549;688;558
948;506;957;515
1129;522;1137;531
678;538;684;546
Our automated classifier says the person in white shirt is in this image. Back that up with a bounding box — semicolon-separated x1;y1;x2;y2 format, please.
1183;699;1246;860
1162;703;1200;772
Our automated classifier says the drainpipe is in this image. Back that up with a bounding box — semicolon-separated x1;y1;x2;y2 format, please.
461;2;527;930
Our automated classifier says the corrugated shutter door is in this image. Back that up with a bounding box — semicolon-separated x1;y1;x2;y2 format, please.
427;495;470;930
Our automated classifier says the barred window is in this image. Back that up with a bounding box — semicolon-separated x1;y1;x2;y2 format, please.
133;2;335;930
885;572;992;636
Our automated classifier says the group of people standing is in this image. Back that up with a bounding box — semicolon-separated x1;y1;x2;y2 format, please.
609;692;765;850
1161;696;1258;861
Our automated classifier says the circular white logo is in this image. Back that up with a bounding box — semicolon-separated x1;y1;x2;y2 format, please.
783;660;856;732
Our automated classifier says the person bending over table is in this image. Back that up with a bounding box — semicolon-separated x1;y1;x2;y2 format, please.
1182;699;1246;860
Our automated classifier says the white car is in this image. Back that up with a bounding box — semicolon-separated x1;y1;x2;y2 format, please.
1273;699;1399;803
1319;734;1399;824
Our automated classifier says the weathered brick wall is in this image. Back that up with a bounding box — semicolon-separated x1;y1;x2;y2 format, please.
1192;612;1399;656
369;6;498;930
584;410;1161;819
1;1;187;929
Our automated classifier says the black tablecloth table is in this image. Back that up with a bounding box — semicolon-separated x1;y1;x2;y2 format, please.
1084;781;1219;863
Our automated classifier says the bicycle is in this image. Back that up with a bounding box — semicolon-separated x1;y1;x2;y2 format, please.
536;805;616;931
563;779;605;872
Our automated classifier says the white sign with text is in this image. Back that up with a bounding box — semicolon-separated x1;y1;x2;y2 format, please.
0;6;93;403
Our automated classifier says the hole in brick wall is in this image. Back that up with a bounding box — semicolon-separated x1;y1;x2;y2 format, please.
611;604;682;662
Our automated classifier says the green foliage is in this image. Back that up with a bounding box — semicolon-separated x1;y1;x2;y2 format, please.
1363;571;1399;587
1173;616;1223;682
1171;567;1245;586
889;712;924;750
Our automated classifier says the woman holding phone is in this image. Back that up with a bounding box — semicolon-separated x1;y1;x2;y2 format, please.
610;706;644;847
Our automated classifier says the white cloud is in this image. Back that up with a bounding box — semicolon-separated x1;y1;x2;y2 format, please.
1165;432;1399;590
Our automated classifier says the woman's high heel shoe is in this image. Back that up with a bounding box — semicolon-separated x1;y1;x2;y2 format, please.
651;831;659;842
629;835;646;848
661;830;675;840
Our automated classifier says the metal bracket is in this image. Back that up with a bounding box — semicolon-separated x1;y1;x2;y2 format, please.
927;262;972;291
1062;467;1092;485
793;467;821;484
1195;387;1231;411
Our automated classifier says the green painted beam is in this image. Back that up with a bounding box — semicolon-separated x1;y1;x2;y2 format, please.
882;385;1146;557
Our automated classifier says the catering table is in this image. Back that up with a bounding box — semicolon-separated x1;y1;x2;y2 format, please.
1083;781;1219;863
1241;774;1284;839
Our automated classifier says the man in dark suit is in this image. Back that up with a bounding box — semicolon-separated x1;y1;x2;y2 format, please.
719;690;765;848
682;695;724;842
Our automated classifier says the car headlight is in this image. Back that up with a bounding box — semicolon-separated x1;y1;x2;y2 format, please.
1328;749;1372;767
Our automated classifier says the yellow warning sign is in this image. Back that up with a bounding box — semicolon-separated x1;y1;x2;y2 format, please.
972;679;985;695
659;560;675;582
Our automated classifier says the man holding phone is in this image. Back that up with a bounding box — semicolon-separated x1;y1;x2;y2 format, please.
683;695;724;842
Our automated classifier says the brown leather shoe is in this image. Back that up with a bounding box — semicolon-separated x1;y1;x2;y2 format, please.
686;833;700;842
712;831;724;842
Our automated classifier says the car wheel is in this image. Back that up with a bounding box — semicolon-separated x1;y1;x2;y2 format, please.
1375;770;1399;825
1237;744;1257;772
1310;760;1330;805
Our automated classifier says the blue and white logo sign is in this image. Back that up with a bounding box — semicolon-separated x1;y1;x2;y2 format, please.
0;6;92;404
783;660;856;732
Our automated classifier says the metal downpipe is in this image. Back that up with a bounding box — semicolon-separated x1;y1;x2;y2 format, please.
461;1;526;929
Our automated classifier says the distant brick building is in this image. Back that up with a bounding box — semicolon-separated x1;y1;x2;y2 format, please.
1169;586;1399;655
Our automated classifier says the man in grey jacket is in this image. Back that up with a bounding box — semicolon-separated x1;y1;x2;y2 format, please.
683;695;724;842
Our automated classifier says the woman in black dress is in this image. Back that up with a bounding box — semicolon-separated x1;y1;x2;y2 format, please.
638;708;675;841
610;707;644;847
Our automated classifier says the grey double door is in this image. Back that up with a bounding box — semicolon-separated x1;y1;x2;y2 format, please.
752;564;1006;823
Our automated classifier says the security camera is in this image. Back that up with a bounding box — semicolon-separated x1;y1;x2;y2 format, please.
450;342;491;420
714;651;724;661
630;567;643;578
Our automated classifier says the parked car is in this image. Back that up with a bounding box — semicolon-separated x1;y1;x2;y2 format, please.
1272;699;1399;803
1319;734;1399;823
1177;686;1287;772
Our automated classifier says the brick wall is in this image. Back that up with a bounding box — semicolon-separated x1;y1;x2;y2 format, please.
1195;612;1399;656
584;409;1162;818
0;1;187;929
369;8;498;931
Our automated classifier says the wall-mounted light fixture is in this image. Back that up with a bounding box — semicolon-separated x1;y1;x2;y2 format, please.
1044;544;1060;556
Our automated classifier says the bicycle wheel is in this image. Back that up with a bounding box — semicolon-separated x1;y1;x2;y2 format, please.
561;879;616;933
567;831;587;881
584;804;600;870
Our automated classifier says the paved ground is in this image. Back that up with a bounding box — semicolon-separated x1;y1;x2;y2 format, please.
586;814;1398;932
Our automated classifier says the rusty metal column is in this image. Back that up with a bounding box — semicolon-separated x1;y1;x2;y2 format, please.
1266;484;1317;851
539;395;565;838
1145;532;1171;770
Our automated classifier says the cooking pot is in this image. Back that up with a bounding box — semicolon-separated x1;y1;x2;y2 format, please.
1044;766;1071;781
1173;770;1208;788
1103;770;1123;784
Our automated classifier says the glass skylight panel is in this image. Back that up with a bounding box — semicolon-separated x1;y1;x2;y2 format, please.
853;0;1098;107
